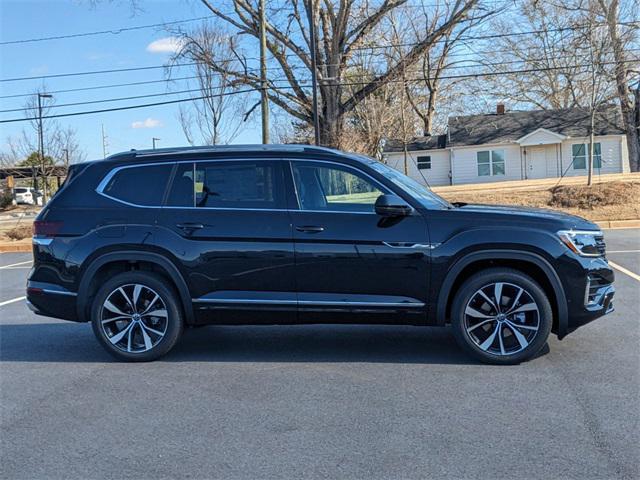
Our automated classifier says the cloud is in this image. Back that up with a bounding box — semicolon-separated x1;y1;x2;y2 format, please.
146;37;185;54
29;65;48;75
131;118;163;129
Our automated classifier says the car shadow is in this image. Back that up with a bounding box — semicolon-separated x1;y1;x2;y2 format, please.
0;322;484;365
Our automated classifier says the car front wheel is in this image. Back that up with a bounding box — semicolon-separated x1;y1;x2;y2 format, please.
451;268;552;365
90;272;183;362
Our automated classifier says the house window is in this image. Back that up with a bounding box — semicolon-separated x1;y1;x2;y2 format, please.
417;156;431;170
572;143;601;170
477;150;505;176
572;144;586;169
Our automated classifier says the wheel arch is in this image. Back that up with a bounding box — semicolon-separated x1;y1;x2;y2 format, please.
435;250;568;338
77;251;194;325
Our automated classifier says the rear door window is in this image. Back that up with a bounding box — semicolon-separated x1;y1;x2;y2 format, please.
193;160;285;209
101;164;172;206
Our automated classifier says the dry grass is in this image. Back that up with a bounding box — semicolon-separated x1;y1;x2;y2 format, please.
4;225;32;241
439;182;640;221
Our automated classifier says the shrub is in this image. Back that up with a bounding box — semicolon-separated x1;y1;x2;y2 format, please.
549;182;640;210
5;225;32;241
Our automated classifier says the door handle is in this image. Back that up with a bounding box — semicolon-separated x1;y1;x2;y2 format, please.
176;223;204;232
296;225;325;233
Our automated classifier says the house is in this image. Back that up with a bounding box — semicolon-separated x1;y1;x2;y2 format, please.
383;105;631;186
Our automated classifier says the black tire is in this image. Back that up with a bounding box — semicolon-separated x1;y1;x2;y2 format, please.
90;271;183;362
450;268;552;365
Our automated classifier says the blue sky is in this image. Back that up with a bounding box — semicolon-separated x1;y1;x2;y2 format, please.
0;0;262;160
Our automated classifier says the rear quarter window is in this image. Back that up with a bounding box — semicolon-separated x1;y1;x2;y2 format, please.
101;164;172;206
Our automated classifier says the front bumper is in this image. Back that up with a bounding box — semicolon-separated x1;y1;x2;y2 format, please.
561;257;615;337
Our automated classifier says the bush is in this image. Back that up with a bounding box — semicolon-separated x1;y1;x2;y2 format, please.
0;192;14;210
5;225;32;241
549;182;640;210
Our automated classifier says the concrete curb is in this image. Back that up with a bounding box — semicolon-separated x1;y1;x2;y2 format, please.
0;243;32;253
596;219;640;229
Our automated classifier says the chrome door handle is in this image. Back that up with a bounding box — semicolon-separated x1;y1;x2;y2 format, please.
176;223;204;232
296;225;325;233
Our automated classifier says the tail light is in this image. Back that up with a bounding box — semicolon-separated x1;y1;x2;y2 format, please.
33;221;63;238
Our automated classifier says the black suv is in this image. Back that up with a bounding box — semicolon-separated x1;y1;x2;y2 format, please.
27;145;615;363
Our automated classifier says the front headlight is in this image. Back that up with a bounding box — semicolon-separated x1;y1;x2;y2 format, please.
557;230;603;257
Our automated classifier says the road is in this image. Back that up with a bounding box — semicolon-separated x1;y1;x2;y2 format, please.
1;230;639;480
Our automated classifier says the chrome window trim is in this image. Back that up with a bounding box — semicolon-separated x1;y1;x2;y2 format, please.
94;157;393;215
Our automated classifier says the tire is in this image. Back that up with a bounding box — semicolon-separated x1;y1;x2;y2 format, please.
450;268;552;365
90;271;184;362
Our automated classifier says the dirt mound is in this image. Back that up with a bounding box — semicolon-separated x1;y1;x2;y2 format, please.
549;182;640;210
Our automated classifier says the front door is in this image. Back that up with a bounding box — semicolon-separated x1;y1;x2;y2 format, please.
527;147;548;179
287;160;430;324
158;159;296;324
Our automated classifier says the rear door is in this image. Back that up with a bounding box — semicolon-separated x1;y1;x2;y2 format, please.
158;159;296;324
287;159;430;324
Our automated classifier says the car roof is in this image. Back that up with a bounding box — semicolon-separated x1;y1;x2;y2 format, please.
102;144;358;164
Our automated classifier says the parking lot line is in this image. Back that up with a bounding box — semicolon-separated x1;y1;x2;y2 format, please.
607;250;640;254
0;260;33;270
0;296;26;307
609;261;640;282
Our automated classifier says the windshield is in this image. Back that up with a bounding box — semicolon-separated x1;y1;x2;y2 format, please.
362;157;451;209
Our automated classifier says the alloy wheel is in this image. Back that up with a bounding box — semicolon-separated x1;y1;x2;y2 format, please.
463;282;540;356
100;284;169;354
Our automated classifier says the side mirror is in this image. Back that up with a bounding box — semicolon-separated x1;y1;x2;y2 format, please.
374;194;413;217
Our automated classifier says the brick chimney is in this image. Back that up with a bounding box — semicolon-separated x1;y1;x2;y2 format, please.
496;103;505;115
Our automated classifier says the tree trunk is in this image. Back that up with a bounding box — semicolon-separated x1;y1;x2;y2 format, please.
624;84;640;172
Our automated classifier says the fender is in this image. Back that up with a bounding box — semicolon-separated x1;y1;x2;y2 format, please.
435;249;568;338
76;251;194;324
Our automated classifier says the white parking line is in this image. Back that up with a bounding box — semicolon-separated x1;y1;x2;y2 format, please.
609;261;640;282
607;250;640;254
0;260;33;270
0;296;26;307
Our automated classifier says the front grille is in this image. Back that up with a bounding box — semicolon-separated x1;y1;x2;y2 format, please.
595;235;606;256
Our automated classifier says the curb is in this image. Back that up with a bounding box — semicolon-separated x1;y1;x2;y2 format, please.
595;219;640;229
0;243;32;253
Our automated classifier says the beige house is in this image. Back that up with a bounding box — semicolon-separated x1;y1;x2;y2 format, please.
383;106;631;186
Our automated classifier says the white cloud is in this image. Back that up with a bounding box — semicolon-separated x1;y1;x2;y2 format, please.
131;118;163;129
146;36;185;54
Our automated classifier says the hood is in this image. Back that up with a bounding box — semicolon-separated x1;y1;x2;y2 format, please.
453;203;598;231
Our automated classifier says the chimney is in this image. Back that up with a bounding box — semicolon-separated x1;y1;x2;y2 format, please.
496;103;505;115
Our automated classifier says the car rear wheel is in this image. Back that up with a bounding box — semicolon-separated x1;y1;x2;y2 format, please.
91;272;183;362
451;268;552;365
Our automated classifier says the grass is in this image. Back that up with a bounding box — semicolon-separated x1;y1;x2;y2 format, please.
4;225;32;241
438;181;640;221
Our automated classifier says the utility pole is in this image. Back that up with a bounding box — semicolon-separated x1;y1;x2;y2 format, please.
101;124;109;158
37;93;52;201
152;137;161;149
259;0;269;144
308;0;320;146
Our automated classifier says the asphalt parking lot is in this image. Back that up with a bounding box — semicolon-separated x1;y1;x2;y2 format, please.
1;229;639;480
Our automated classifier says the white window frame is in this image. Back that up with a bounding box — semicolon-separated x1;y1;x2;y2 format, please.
572;143;601;170
477;150;505;177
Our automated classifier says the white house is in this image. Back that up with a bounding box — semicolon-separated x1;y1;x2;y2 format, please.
383;105;631;186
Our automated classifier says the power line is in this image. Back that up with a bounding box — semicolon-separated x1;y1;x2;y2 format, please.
2;61;636;124
0;15;218;46
3;21;636;84
0;76;200;99
0;88;260;124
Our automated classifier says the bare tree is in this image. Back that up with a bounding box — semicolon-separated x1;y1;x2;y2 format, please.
171;23;249;145
194;0;491;148
5;91;85;195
